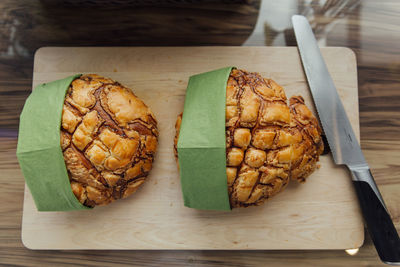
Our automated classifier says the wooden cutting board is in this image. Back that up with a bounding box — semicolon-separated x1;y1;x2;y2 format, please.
22;47;364;250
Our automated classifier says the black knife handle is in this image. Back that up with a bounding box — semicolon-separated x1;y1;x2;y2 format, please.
350;167;400;264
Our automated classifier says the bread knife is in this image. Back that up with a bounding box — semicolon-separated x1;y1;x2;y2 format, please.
292;15;400;265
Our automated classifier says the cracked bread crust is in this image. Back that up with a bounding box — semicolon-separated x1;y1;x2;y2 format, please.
174;69;323;208
61;74;158;207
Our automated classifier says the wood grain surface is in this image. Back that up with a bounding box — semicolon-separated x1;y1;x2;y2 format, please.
21;47;362;250
1;0;399;266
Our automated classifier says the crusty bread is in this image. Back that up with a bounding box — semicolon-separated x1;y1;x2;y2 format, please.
174;69;323;208
61;74;158;207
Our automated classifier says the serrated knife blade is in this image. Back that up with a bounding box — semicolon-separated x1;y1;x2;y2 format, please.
292;15;400;265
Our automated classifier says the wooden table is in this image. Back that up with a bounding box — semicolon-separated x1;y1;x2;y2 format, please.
0;0;399;266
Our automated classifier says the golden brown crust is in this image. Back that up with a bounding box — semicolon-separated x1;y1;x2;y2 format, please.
173;115;182;168
61;74;158;207
174;69;323;208
288;95;324;182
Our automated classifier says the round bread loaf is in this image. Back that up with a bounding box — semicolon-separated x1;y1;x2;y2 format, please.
174;69;323;208
61;74;158;207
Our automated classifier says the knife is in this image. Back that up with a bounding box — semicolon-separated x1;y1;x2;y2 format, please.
292;15;400;265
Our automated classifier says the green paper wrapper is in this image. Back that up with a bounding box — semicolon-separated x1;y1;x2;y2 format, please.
177;67;234;211
17;74;90;211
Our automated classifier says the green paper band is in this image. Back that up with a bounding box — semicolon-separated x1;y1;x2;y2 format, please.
177;67;234;211
17;74;90;211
